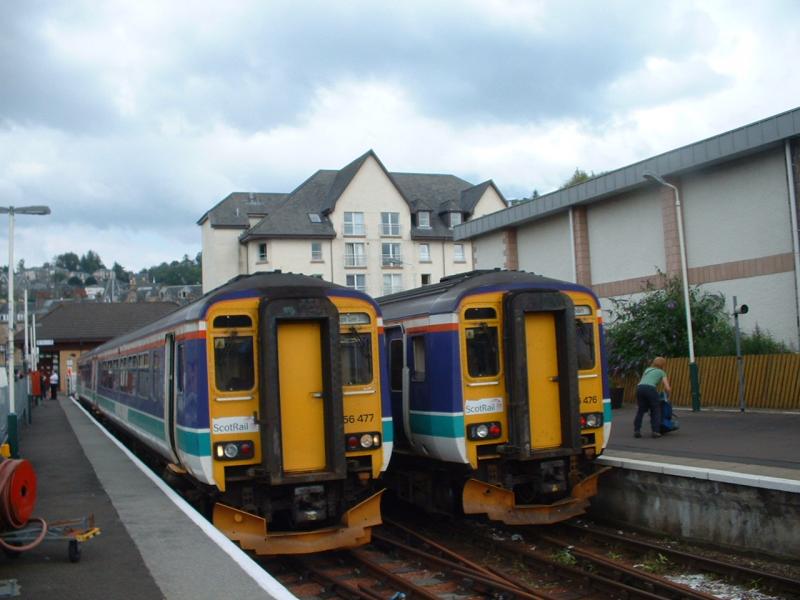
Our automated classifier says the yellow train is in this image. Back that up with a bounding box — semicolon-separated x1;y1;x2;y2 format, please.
377;269;610;524
77;272;392;554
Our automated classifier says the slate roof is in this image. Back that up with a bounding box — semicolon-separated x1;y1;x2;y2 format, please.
233;150;507;242
196;192;289;228
35;302;179;344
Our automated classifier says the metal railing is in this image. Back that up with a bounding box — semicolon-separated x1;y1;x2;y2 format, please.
344;253;367;267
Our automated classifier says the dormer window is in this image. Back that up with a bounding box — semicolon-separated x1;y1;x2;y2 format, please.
449;212;463;228
308;213;322;223
417;211;431;229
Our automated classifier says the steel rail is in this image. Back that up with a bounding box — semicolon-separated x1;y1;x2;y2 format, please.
564;522;800;596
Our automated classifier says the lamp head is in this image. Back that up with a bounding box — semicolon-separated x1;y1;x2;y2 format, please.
642;170;668;186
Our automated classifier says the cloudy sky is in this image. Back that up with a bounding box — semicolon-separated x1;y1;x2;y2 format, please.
1;0;798;272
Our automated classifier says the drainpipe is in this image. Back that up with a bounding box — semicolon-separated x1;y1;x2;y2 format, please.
786;140;800;350
569;207;577;283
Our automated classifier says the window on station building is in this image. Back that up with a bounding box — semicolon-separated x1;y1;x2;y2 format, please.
258;242;268;262
417;211;431;229
453;244;465;262
311;241;323;261
419;243;430;262
381;212;400;236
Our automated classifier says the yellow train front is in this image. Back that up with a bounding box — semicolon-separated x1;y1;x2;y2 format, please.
378;269;609;525
78;272;391;555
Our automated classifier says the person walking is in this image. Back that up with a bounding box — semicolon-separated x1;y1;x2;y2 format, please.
50;369;60;400
633;356;671;438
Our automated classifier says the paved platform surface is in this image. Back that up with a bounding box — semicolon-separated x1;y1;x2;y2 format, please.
0;396;288;600
604;403;800;487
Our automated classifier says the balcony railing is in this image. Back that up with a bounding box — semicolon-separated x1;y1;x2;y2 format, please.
344;253;367;267
381;253;403;267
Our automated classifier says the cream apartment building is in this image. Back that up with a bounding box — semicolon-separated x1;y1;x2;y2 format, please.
199;151;508;297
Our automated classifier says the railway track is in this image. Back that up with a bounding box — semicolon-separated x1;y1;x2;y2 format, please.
267;513;799;600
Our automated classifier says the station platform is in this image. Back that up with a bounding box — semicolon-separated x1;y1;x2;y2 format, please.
0;395;292;600
602;403;800;492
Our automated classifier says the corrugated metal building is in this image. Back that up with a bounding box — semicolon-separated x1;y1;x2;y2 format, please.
455;107;800;349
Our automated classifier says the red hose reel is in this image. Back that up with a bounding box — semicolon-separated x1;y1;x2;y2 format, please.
0;458;47;551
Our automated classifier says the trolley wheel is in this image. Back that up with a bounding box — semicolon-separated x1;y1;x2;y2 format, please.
68;540;81;563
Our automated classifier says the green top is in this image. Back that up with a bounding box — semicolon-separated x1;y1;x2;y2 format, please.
639;367;666;388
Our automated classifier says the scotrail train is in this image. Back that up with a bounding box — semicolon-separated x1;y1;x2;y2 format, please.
77;272;392;555
377;269;611;525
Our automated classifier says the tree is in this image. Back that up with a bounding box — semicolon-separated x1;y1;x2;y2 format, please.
55;252;80;271
79;250;105;273
112;262;131;283
605;274;790;380
67;275;83;286
85;276;97;285
562;168;592;188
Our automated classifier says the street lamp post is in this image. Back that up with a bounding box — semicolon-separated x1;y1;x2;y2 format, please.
1;205;50;457
642;171;701;411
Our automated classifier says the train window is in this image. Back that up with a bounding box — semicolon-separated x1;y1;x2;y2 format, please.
411;336;426;381
213;315;252;329
465;307;497;320
575;320;595;370
340;329;373;385
574;305;593;317
466;325;500;377
390;339;403;391
214;336;255;391
176;344;185;393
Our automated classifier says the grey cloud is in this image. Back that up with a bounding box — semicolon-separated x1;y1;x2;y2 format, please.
1;1;738;135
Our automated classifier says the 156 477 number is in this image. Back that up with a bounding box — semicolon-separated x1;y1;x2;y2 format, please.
344;413;374;424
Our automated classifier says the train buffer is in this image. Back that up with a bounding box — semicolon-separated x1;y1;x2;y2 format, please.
1;514;101;563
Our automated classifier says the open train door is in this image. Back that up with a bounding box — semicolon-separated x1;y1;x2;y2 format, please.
259;295;346;484
164;332;181;465
503;291;581;458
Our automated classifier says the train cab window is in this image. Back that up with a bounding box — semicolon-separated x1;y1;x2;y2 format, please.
466;324;500;377
390;339;403;391
213;315;252;328
214;335;255;391
340;330;373;385
340;313;373;385
575;318;596;370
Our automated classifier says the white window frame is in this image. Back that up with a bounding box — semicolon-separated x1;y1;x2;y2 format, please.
382;242;402;267
419;243;431;262
258;242;268;262
381;212;400;236
344;212;365;236
449;212;463;228
311;241;323;262
382;273;403;295
417;211;431;229
346;274;366;292
345;242;367;267
453;243;465;262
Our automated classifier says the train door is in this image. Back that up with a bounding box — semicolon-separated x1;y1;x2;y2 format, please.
259;296;345;484
385;327;409;448
503;291;580;457
278;321;326;472
165;333;180;463
524;313;562;448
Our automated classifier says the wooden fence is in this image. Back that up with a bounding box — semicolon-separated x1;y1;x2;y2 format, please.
618;354;800;411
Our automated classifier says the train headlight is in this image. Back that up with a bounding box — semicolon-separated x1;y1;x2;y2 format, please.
580;413;603;429
467;421;502;441
345;432;382;451
214;441;256;461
